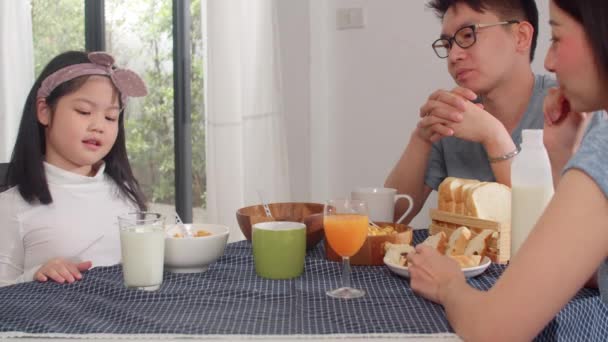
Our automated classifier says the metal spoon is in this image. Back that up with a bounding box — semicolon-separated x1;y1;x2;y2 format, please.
257;189;273;218
175;212;192;237
368;219;381;228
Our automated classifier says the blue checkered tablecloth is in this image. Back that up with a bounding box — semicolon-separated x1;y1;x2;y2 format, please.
0;230;606;340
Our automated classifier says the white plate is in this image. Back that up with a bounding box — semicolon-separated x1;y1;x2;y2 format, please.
383;256;492;279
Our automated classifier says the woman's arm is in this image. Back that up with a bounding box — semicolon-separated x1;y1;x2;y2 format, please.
412;169;608;341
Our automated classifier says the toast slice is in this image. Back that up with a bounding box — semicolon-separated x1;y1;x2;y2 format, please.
384;243;415;266
421;231;448;254
438;177;459;212
464;229;494;257
445;226;472;256
438;177;479;213
455;180;480;214
466;182;512;224
463;182;487;216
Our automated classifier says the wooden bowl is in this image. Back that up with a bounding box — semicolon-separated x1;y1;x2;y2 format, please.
325;222;413;265
236;202;324;250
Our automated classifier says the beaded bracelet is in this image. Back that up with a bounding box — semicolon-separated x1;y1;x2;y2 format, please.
488;148;520;163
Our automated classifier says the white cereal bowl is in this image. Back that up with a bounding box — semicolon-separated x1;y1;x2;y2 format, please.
164;223;230;273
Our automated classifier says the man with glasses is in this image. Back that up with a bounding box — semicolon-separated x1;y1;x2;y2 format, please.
385;0;554;223
431;20;520;59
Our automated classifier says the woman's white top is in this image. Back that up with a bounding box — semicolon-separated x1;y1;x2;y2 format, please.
0;162;136;287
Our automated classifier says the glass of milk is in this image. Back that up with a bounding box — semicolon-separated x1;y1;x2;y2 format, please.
118;212;165;291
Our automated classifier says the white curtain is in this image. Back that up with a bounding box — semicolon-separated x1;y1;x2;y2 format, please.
0;1;34;162
203;0;291;237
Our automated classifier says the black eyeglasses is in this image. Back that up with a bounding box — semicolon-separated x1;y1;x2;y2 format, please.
432;20;520;58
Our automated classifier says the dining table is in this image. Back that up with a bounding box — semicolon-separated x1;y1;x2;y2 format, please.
1;230;607;341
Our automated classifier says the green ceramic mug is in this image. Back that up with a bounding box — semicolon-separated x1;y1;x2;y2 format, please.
252;221;306;279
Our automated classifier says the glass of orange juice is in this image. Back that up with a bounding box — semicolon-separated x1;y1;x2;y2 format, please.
324;199;368;299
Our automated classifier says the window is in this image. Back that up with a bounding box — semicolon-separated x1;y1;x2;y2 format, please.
32;0;85;75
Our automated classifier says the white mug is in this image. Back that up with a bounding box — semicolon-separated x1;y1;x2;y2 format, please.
351;187;414;224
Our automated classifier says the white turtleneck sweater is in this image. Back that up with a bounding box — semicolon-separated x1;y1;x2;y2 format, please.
0;162;137;287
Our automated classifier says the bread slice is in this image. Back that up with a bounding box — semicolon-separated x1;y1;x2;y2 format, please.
463;182;487;215
384;243;415;266
438;177;459;212
466;183;512;224
464;229;494;257
439;178;479;214
450;255;482;268
421;231;448;254
445;226;471;256
398;255;408;267
455;179;480;214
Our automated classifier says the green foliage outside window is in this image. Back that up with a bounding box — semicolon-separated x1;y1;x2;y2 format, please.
32;0;85;75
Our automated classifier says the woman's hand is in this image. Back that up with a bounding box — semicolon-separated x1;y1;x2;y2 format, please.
543;87;591;155
544;87;571;125
408;245;465;304
543;87;592;185
35;258;92;284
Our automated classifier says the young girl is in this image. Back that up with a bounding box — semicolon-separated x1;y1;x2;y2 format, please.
407;0;608;340
0;51;147;287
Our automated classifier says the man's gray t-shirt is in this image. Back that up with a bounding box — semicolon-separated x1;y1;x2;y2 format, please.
564;119;608;304
424;74;556;190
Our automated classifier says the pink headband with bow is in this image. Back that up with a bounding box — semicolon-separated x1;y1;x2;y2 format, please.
37;51;148;105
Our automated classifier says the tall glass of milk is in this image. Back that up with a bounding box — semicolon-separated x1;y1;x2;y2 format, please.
511;129;554;257
118;212;165;291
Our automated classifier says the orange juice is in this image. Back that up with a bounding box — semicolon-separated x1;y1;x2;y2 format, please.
324;214;368;257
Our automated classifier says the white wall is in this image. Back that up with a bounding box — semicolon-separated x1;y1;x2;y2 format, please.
279;0;551;228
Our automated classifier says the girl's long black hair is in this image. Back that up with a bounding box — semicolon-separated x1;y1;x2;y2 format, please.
6;50;147;211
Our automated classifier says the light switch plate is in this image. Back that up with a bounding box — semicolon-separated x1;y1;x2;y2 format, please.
336;8;365;30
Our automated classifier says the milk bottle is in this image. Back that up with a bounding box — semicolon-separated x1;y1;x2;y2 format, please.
511;129;554;257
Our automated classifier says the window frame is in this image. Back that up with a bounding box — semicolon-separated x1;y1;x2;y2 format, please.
84;0;194;222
